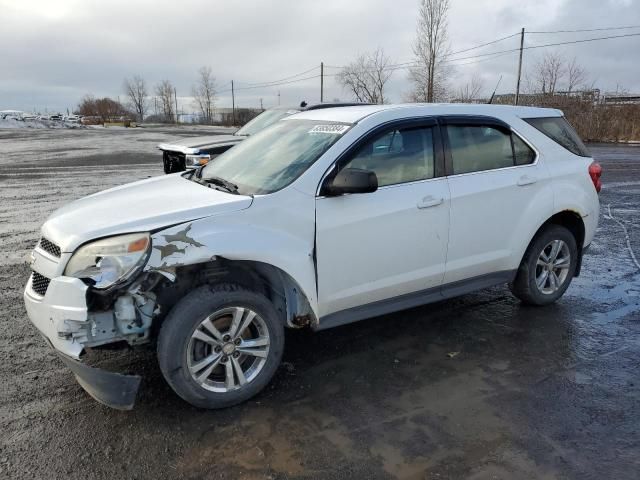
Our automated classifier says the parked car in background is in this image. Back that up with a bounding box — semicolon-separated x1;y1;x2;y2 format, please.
24;104;601;410
64;114;82;123
0;110;25;120
158;102;369;173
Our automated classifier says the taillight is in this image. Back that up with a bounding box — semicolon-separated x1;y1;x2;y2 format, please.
589;162;602;193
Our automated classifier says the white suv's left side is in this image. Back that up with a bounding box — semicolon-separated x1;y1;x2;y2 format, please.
23;104;600;410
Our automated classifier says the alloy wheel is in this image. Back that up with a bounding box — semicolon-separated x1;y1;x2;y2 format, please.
535;239;571;295
187;306;270;392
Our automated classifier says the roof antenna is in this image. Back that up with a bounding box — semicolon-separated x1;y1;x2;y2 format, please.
487;75;503;104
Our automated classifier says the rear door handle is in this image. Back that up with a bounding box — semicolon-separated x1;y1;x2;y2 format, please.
417;196;443;209
517;175;537;186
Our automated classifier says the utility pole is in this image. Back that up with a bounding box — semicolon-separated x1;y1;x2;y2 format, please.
515;27;525;106
174;87;178;124
231;80;236;126
320;62;324;103
260;98;263;110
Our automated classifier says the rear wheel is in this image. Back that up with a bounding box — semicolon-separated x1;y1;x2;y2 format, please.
510;225;578;305
157;284;284;408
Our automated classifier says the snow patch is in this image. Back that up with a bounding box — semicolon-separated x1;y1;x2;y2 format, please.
0;118;84;130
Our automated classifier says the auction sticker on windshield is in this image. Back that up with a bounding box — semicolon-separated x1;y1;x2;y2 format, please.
308;124;350;134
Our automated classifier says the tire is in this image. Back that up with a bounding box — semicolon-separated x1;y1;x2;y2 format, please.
510;224;578;306
157;283;284;409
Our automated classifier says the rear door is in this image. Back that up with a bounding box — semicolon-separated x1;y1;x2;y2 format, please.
441;115;553;284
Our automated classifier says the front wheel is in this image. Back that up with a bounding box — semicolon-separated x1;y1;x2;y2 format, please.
510;225;578;306
157;284;284;408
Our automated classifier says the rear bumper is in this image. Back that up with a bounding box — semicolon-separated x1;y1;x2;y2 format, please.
24;276;141;409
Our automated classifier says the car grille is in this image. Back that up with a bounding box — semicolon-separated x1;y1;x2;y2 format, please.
163;150;185;166
38;237;61;257
31;271;51;297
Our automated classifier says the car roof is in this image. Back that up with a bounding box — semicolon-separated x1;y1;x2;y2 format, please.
271;102;371;112
287;103;563;124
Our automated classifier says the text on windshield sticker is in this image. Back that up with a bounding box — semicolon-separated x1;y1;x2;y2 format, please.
308;124;350;134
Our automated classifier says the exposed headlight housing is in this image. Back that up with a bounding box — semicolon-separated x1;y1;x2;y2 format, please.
185;154;211;167
64;233;150;289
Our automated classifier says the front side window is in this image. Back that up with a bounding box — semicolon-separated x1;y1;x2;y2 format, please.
202;120;349;195
446;125;536;175
342;126;435;187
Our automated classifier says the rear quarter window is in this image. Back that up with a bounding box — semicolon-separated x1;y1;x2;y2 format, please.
524;117;590;157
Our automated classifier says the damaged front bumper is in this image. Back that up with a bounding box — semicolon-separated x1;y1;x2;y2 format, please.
57;351;141;410
24;275;143;409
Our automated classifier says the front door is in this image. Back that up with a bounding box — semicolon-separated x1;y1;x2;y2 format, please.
315;121;450;318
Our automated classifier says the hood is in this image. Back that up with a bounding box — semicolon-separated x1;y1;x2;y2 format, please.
158;134;245;154
42;174;253;252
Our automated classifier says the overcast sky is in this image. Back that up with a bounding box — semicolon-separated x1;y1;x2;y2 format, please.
1;0;639;114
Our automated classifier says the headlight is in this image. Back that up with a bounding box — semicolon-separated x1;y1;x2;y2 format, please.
64;233;150;289
185;154;210;167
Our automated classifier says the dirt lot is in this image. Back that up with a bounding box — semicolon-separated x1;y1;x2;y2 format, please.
0;128;638;480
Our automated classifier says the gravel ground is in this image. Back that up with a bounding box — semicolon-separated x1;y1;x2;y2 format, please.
0;129;638;480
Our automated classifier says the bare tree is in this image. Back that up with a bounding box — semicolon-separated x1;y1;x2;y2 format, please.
192;66;217;124
455;74;484;102
566;57;587;93
155;80;175;123
409;0;451;102
123;75;148;122
337;48;393;104
534;52;565;95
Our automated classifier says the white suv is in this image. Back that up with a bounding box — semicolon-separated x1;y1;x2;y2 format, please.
24;104;601;409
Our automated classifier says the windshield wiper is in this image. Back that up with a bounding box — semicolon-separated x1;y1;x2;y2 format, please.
203;176;239;194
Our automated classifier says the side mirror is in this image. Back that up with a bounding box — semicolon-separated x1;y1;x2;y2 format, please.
322;168;378;196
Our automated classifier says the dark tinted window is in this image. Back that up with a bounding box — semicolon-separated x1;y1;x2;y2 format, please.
344;127;435;186
513;134;536;165
524;117;590;157
446;125;535;174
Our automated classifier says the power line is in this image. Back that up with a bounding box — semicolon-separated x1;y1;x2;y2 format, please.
218;74;322;94
527;25;640;34
236;65;319;87
323;31;521;71
214;29;640;96
440;31;640;63
444;31;520;57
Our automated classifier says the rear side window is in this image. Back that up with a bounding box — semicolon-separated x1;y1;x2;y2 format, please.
524;117;590;157
446;125;536;175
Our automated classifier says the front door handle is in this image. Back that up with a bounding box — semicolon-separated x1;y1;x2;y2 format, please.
517;175;537;186
417;196;444;209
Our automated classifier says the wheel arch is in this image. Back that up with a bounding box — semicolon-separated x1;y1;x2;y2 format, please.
150;257;317;329
522;210;586;277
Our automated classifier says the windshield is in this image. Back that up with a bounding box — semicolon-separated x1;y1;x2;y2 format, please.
202;119;350;195
235;109;299;136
